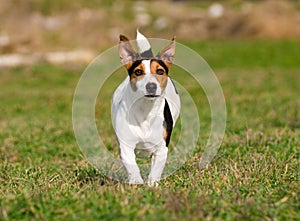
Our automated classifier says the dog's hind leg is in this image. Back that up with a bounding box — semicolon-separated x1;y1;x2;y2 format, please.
120;144;144;185
148;146;168;187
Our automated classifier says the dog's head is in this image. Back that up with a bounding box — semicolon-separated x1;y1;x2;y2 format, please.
119;31;175;98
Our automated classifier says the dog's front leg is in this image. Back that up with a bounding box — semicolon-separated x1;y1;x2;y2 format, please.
148;146;168;187
120;144;144;184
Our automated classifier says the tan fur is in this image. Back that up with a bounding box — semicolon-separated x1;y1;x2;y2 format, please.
127;60;169;93
129;63;145;91
163;127;168;142
150;60;168;92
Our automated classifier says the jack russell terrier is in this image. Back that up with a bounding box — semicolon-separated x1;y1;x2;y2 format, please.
112;31;180;186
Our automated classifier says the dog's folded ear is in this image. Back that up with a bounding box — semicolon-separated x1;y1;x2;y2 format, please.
119;35;139;67
157;37;176;66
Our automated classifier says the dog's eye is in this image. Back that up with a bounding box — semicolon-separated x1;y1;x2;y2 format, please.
156;69;164;75
134;69;144;76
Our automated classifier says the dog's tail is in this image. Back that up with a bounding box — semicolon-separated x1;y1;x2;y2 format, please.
136;29;153;58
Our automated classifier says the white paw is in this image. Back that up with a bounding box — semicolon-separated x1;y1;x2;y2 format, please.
147;178;159;187
128;177;144;185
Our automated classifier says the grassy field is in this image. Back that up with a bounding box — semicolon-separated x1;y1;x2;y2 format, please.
0;40;299;220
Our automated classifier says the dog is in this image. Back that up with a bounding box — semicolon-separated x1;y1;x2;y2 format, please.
112;30;180;186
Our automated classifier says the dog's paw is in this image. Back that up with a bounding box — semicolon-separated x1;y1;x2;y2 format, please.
147;178;159;187
128;177;144;185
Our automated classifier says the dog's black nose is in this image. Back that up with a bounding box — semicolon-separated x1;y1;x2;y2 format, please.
146;82;157;94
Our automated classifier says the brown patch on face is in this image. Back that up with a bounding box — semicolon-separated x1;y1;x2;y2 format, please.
128;62;146;91
150;60;168;92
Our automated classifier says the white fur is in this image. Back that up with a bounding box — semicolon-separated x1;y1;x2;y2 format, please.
136;29;151;54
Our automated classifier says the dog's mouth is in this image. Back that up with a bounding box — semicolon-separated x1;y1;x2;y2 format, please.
144;95;160;98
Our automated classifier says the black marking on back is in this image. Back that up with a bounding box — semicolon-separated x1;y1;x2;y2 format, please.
140;49;154;58
127;59;142;75
163;99;173;147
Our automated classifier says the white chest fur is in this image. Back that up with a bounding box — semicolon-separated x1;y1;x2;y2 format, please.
113;82;166;149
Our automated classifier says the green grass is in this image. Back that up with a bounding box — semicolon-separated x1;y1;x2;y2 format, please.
0;40;299;220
